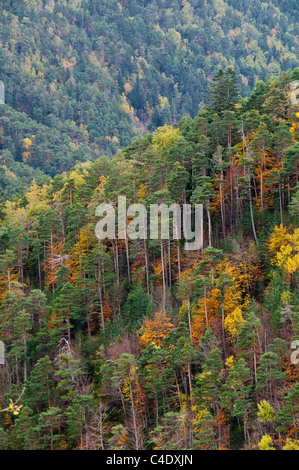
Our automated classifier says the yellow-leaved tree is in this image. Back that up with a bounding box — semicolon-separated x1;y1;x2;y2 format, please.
224;306;245;338
275;228;299;276
258;434;275;450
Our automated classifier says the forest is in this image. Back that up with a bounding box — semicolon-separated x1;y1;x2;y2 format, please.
0;64;298;450
0;0;299;196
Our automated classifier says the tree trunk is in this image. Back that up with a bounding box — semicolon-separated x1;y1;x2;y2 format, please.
129;378;139;450
168;239;172;290
187;298;192;343
144;239;150;295
204;286;209;328
177;243;181;278
98;263;105;331
207;207;212;247
125;236;131;283
249;177;258;246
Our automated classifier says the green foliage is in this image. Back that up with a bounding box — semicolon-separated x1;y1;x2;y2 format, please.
0;63;298;450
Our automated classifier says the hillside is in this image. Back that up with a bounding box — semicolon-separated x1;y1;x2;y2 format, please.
0;0;299;196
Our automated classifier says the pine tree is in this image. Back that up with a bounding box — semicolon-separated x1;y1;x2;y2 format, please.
220;358;253;444
208;67;240;115
23;356;54;414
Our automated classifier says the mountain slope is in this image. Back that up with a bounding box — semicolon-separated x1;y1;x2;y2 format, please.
0;0;298;194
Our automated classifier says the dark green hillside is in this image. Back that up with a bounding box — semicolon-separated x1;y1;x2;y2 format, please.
0;0;298;195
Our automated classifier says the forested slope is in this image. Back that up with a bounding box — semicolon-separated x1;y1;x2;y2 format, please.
0;0;299;195
0;68;298;450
